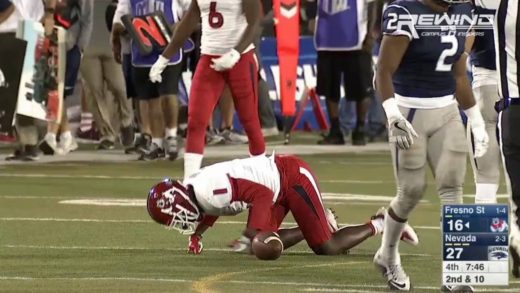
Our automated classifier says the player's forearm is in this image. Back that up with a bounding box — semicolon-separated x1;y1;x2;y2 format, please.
194;223;211;236
235;0;261;53
454;54;476;110
376;69;396;102
455;76;476;110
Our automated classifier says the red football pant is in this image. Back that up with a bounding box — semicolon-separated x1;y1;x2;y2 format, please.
186;51;266;155
265;156;332;249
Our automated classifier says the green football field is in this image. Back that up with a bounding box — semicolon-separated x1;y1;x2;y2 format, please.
1;147;519;292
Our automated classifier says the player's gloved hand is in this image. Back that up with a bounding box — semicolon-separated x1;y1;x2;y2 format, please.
188;234;203;254
382;98;418;150
464;104;489;158
149;55;169;83
210;49;240;71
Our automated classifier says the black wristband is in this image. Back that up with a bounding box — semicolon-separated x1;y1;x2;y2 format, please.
45;7;55;14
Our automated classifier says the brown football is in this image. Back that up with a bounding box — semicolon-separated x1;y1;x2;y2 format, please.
252;232;283;260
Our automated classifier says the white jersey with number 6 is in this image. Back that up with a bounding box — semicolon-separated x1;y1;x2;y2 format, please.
197;0;254;55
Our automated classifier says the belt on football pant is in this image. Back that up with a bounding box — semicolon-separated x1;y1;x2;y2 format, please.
495;98;520;112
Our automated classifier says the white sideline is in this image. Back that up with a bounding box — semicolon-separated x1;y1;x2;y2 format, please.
0;217;441;230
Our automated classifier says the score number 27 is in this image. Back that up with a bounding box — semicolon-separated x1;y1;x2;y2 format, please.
446;247;463;260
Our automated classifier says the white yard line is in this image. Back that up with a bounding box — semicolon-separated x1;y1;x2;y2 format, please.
1;244;432;257
0;217;440;230
0;173;390;185
0;173;160;180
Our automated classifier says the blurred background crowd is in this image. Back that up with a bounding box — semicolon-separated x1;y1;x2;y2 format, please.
1;0;388;162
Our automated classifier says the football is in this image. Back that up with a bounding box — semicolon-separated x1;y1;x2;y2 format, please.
252;232;283;261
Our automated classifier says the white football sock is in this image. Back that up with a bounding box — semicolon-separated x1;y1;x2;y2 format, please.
152;138;163;147
46;132;57;141
80;112;93;131
380;210;405;265
165;128;177;138
370;218;384;235
475;183;498;203
184;153;203;180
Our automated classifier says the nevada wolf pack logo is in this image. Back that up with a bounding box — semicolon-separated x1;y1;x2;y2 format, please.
490;218;508;232
488;246;508;260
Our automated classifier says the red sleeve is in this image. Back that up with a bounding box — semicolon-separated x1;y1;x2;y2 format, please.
193;215;219;236
231;178;276;232
201;215;219;227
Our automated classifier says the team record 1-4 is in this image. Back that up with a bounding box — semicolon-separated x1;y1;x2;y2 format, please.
442;204;509;286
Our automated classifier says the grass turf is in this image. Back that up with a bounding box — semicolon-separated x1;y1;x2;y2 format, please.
0;152;517;292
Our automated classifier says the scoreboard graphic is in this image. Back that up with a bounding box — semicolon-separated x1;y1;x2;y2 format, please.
442;204;509;286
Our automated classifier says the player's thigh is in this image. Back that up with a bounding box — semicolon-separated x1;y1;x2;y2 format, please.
474;84;500;124
316;51;342;101
189;55;226;121
157;64;182;97
131;66;160;100
427;107;467;188
226;51;258;103
343;50;374;102
392;108;428;193
286;162;331;250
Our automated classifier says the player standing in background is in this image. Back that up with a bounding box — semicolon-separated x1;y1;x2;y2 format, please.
146;155;419;256
306;0;377;146
467;0;501;204
149;0;266;179
375;0;488;290
112;0;189;161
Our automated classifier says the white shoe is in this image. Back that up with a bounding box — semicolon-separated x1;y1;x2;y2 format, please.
220;129;248;144
262;127;279;137
326;208;339;232
58;135;78;155
374;249;411;291
373;207;419;246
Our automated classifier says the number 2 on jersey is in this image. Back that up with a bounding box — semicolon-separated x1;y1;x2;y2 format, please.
209;2;224;29
435;35;458;72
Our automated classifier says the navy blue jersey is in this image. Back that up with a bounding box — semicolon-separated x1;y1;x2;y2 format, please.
382;0;473;98
470;5;496;70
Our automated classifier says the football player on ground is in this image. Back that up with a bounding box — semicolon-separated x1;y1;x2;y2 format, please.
149;0;266;179
146;154;419;256
375;0;488;290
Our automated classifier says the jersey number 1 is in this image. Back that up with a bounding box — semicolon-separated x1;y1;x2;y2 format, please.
209;2;224;29
436;35;458;72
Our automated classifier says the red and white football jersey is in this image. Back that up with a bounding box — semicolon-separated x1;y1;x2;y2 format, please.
183;155;280;215
197;0;254;55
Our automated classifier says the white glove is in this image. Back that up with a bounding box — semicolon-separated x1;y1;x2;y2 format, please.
149;55;169;83
382;98;419;150
464;104;489;158
210;49;240;71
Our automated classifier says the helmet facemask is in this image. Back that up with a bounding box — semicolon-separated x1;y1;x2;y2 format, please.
160;185;201;235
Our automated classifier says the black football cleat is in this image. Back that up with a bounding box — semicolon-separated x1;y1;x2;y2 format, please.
317;133;345;145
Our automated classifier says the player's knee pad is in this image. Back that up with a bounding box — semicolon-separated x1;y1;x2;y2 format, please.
438;187;463;204
390;182;426;219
